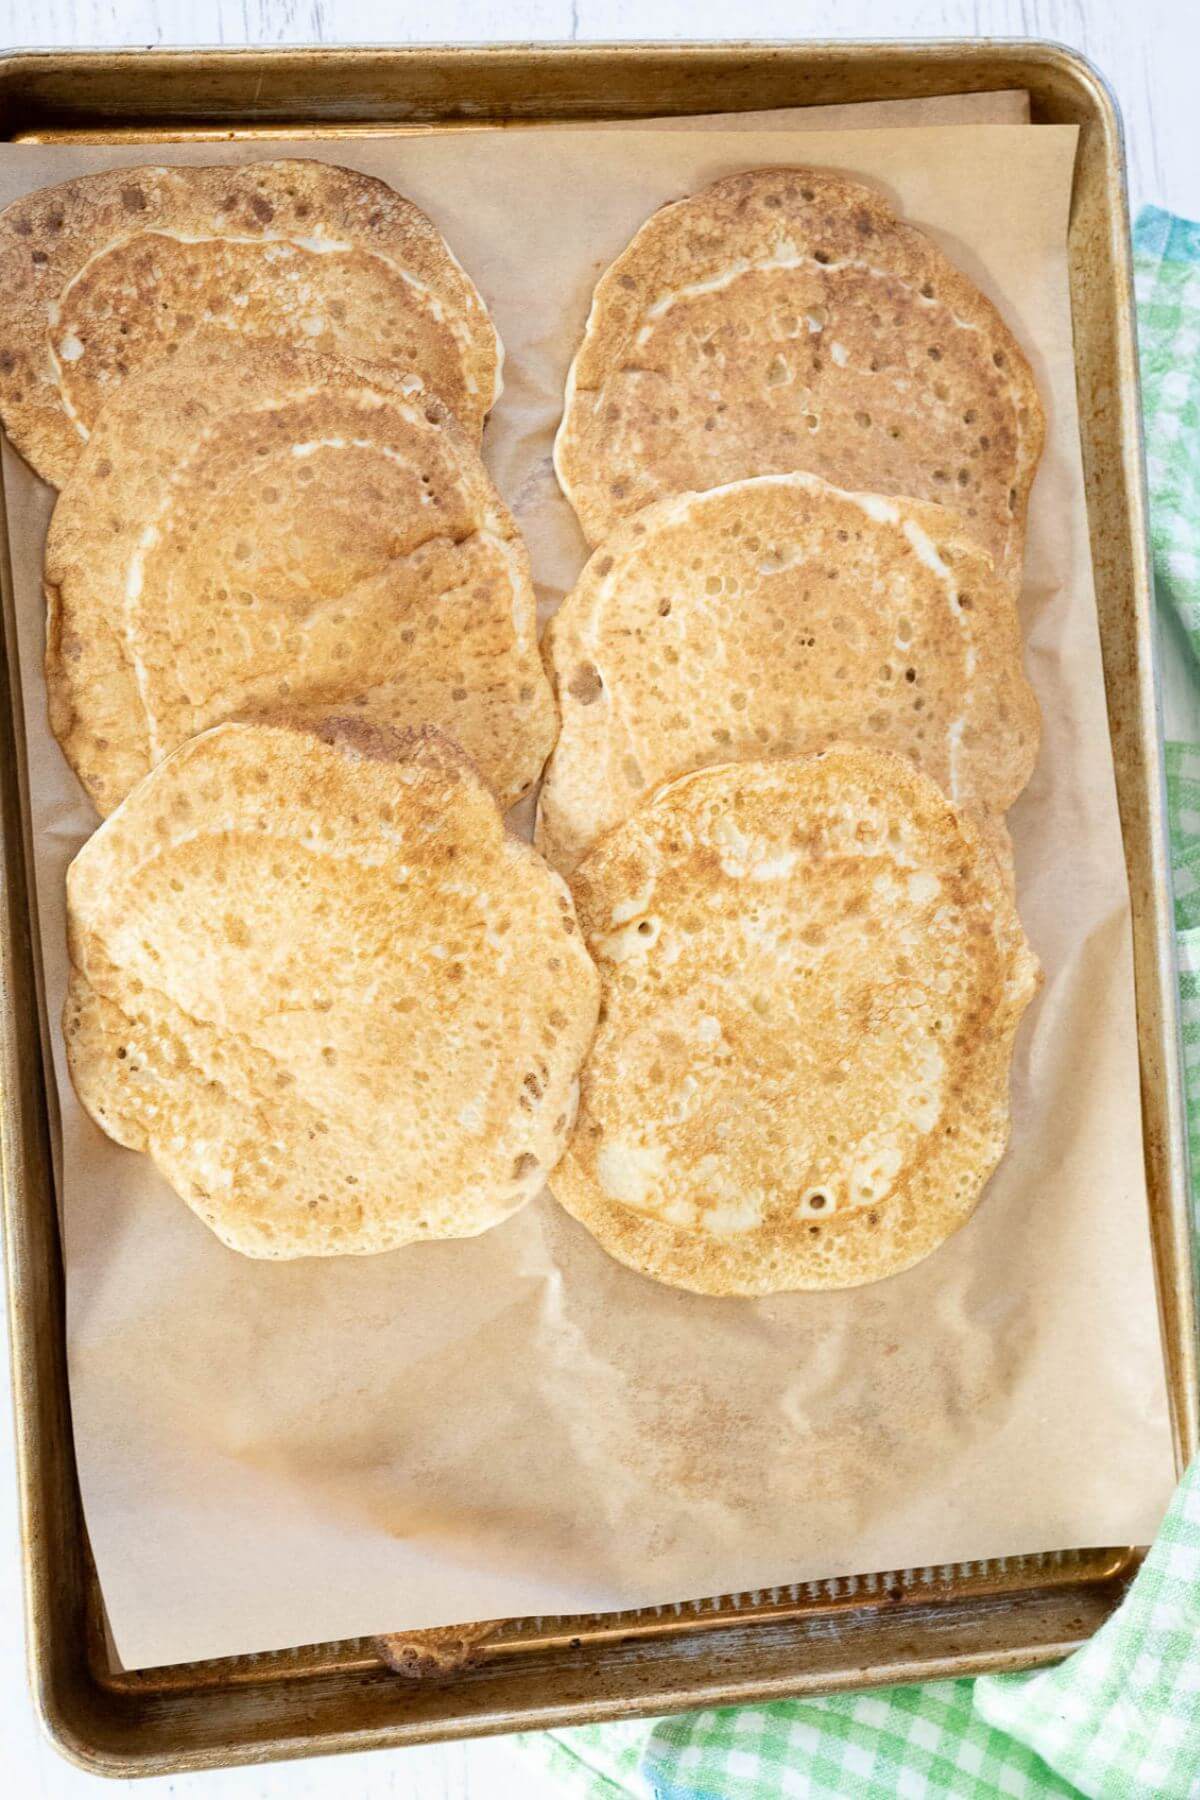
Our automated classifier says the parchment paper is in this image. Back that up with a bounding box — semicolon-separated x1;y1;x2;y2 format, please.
0;109;1176;1671
545;88;1031;130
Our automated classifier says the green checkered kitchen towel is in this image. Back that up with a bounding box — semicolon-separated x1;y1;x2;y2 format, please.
519;205;1200;1800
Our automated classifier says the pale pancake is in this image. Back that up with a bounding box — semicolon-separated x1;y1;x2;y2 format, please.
552;749;1039;1295
0;158;501;486
537;473;1039;873
45;333;555;816
64;719;600;1260
555;167;1044;583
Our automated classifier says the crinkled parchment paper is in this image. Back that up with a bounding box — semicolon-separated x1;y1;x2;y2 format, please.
0;95;1174;1668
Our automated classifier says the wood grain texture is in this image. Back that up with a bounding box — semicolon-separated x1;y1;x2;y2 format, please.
0;1;1194;1793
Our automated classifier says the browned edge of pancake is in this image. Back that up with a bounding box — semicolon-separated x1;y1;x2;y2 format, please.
0;158;502;485
555;165;1045;580
43;330;554;817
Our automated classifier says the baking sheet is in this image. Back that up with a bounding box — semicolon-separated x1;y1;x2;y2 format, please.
0;115;1175;1671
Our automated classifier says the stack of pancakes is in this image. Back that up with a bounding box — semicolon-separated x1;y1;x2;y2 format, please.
544;167;1044;1294
0;157;1042;1297
0;159;596;1260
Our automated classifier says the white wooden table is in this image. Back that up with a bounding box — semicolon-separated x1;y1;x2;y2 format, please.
1;2;1197;1793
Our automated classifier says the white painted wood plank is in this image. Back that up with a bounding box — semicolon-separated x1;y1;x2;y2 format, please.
0;1;1196;1793
0;0;576;49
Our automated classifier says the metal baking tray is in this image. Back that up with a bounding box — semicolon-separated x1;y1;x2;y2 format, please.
0;41;1194;1777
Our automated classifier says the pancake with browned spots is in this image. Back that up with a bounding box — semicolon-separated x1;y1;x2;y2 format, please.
555;167;1043;584
64;719;599;1259
537;473;1039;874
45;334;553;815
0;158;501;485
551;748;1039;1294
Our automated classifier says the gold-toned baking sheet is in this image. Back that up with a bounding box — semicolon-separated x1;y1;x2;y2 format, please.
0;111;1176;1676
0;44;1191;1779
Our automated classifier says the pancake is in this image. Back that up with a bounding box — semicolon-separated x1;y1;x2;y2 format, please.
552;748;1040;1295
45;333;555;816
536;473;1040;873
0;157;501;486
555;167;1044;584
64;718;600;1259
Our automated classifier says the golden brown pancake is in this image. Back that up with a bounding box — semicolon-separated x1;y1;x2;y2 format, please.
537;473;1039;873
45;333;555;816
64;718;600;1259
0;158;501;485
552;748;1039;1294
555;167;1043;584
